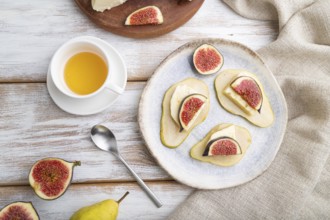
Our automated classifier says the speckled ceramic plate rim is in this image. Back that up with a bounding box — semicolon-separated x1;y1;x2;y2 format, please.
138;38;288;189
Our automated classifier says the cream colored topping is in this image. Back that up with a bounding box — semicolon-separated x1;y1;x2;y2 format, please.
91;0;127;12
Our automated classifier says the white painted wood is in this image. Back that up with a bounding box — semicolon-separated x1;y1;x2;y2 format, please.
0;0;278;82
0;82;170;185
0;0;278;218
0;182;193;220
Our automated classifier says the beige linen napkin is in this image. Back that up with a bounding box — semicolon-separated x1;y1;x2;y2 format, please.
168;0;330;219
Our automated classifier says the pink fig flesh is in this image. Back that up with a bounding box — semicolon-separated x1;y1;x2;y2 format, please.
0;202;39;220
231;76;262;111
203;137;242;156
193;44;223;75
29;158;80;200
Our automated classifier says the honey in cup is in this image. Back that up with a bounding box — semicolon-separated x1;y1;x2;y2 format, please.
64;52;108;95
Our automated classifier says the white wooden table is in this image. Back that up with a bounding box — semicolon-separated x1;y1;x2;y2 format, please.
0;1;277;219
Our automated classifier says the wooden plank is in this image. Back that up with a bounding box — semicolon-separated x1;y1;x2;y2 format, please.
75;0;205;38
0;0;278;82
0;181;194;220
0;82;172;185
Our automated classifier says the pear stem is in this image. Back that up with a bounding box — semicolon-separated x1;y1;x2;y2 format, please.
117;191;129;204
73;161;81;167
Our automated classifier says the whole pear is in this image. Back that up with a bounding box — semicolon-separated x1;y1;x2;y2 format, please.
70;191;129;220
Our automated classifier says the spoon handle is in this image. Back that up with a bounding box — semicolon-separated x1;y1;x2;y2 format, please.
116;154;163;208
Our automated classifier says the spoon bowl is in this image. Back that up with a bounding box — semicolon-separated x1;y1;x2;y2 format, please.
91;125;119;154
90;124;163;208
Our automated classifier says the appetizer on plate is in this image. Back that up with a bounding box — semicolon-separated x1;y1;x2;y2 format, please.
215;69;274;127
190;123;251;166
161;78;210;148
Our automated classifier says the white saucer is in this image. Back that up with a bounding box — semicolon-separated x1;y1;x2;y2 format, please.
47;36;127;115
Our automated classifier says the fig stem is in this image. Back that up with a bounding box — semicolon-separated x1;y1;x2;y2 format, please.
117;191;129;204
73;161;81;167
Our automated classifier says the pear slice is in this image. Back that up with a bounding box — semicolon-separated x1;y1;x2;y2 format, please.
190;124;251;166
215;69;274;127
161;78;210;148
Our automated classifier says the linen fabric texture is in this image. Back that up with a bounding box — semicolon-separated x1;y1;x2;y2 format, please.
168;0;330;219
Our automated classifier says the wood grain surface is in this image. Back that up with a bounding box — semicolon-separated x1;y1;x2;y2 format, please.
0;182;193;220
0;0;277;82
0;82;171;185
0;0;278;219
75;0;205;38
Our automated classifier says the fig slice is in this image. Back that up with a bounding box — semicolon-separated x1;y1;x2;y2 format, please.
125;6;163;26
230;76;263;112
190;124;251;166
161;78;210;148
179;94;207;131
29;158;81;200
170;84;197;126
215;69;274;127
203;137;242;156
193;44;224;75
0;202;39;220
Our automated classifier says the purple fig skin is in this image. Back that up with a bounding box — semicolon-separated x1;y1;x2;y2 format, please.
193;44;224;75
28;158;81;201
0;202;39;220
203;136;242;156
230;76;263;113
178;93;207;132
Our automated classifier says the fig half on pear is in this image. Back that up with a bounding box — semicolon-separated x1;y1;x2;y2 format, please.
0;202;39;220
215;69;274;127
29;158;81;200
161;78;210;148
190;124;251;166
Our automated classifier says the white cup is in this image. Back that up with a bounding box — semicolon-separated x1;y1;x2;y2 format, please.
50;39;124;99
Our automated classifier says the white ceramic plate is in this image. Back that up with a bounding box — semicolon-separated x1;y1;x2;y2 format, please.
139;39;288;189
47;36;127;115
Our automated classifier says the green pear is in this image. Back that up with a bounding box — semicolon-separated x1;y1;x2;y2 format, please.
70;192;129;220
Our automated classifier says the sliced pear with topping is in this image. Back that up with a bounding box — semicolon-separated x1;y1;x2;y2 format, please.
178;94;207;131
161;78;210;148
190;124;251;166
215;69;274;127
230;76;263;112
170;84;197;125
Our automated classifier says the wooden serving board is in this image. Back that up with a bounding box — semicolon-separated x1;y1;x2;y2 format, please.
75;0;205;38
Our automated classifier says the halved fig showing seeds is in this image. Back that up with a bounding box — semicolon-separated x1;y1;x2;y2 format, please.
215;69;274;127
190;124;251;166
29;158;81;200
203;137;242;156
161;78;210;148
0;202;39;220
125;6;163;26
231;76;263;112
193;44;224;75
179;94;207;131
